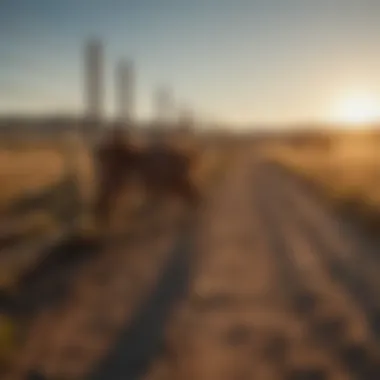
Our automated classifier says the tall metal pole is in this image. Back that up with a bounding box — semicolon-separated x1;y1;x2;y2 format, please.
116;59;134;126
154;86;172;126
178;104;194;132
84;38;104;131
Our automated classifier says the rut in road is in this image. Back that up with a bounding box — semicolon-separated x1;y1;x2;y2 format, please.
265;163;380;342
6;201;192;380
143;156;356;380
87;223;194;380
255;162;380;379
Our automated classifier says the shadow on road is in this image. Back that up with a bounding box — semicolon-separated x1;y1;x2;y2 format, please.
0;235;102;318
87;230;193;380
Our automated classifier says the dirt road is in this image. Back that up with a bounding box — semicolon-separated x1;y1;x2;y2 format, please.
7;153;380;380
143;156;380;380
5;200;193;380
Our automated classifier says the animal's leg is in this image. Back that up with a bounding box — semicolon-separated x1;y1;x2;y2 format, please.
142;176;164;206
174;177;200;207
94;178;122;233
93;186;112;230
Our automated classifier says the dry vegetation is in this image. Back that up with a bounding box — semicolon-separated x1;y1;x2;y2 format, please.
0;132;237;374
0;147;65;210
0;134;233;214
0;132;233;251
262;130;380;234
0;136;94;211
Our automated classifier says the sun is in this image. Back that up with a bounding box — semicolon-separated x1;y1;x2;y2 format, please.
331;93;380;125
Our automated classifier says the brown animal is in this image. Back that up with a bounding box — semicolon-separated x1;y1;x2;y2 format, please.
93;128;199;229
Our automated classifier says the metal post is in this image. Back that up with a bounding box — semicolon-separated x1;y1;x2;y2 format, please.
116;59;134;127
84;38;104;134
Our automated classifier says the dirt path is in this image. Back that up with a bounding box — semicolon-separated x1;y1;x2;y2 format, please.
142;156;380;380
5;201;192;380
87;226;194;380
7;153;380;380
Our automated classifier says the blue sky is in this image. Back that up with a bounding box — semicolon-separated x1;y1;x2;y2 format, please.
0;0;379;126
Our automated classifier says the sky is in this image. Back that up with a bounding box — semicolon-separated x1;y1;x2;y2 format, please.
0;0;380;126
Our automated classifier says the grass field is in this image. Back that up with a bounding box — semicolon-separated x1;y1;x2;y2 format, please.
263;130;380;234
0;134;234;210
0;131;237;374
0;131;234;271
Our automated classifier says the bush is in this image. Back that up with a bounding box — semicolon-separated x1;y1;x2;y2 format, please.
0;314;18;373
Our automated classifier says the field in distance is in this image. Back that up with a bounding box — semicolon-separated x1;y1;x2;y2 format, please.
263;128;380;235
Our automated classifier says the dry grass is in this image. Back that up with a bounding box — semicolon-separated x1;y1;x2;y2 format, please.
0;132;235;266
0;148;65;210
0;133;234;282
0;135;233;210
0;137;94;209
0;133;239;376
262;131;380;232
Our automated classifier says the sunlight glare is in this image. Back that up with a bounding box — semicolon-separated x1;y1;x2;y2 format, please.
331;93;380;125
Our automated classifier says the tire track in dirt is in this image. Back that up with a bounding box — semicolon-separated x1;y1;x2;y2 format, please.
142;157;276;380
255;168;353;380
87;221;194;380
5;201;192;380
257;163;380;379
267;163;380;343
143;155;350;380
267;163;380;289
